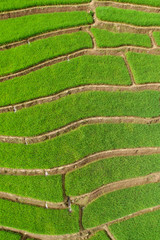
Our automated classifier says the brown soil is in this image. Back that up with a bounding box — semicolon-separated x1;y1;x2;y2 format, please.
1;46;160;82
0;26;90;51
1;83;160;113
1;204;160;240
71;172;160;206
122;54;135;84
96;1;160;13
1;0;160;20
95;20;160;34
104;226;116;240
1;1;160;239
0;4;90;19
106;204;160;226
1;147;160;176
0;191;67;209
0;116;160;144
0;49;88;82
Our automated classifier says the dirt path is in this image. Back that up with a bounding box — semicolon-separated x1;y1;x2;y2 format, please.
0;116;160;144
0;26;90;51
107;204;160;226
1;0;160;19
1;46;160;82
1;147;160;176
104;226;116;240
71;172;160;206
0;191;67;210
1;83;160;113
122;54;135;85
1;204;160;240
96;1;160;13
95;19;160;34
0;4;91;19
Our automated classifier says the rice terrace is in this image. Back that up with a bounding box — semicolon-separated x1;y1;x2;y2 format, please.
1;0;160;239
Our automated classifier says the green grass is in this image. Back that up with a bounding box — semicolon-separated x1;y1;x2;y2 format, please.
0;199;79;234
65;154;160;196
0;31;92;77
152;31;160;46
83;183;160;228
0;231;20;240
91;28;151;48
126;52;160;84
1;123;160;169
0;0;91;11
0;175;63;202
0;91;160;136
0;12;93;45
99;0;160;7
110;210;160;240
96;6;160;26
0;55;131;107
89;231;110;240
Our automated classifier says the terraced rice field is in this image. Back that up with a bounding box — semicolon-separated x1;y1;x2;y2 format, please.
1;0;160;239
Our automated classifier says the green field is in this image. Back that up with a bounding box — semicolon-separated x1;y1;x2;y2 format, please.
0;231;20;240
1;0;160;239
1;123;160;169
0;31;92;76
126;52;160;84
0;91;159;136
91;28;151;48
110;210;160;240
83;183;160;227
101;0;160;7
0;199;79;234
0;55;131;107
96;6;160;26
153;31;160;46
0;12;93;45
0;0;91;11
0;174;63;202
65;154;160;195
89;231;110;240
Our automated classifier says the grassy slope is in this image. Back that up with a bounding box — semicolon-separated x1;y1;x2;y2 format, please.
91;28;151;48
96;6;160;26
0;12;93;45
153;31;160;46
90;231;110;240
0;31;92;76
0;231;20;240
0;200;79;234
0;175;63;202
0;91;159;136
83;183;160;228
0;0;90;11
110;210;160;240
101;0;160;7
0;55;131;107
65;154;160;196
126;52;160;83
1;123;160;169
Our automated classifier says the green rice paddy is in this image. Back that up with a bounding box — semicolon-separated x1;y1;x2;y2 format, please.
83;183;160;227
1;0;160;239
91;28;151;48
0;0;91;12
0;11;93;45
0;31;92;76
0;55;131;107
96;6;160;26
0;91;159;136
1;123;160;169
